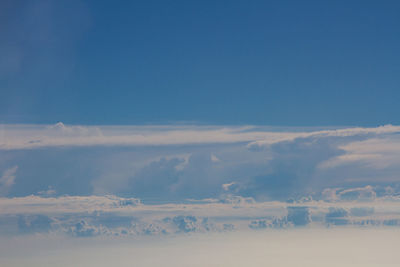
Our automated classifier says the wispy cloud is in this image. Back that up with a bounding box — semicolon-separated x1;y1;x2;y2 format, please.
0;166;17;196
1;123;400;150
319;136;400;168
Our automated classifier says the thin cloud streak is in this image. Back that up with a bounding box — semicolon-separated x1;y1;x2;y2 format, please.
1;123;400;150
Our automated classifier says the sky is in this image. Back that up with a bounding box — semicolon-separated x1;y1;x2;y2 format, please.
1;0;400;125
1;1;400;266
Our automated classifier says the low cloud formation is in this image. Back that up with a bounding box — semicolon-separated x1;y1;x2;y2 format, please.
1;190;400;237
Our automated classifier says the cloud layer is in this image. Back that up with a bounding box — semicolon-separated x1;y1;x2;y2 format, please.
2;123;400;237
1;192;400;237
2;123;400;202
2;123;400;150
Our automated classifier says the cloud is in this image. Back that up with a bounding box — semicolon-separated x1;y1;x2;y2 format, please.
219;195;256;205
0;195;141;215
320;137;400;170
1;190;400;237
350;207;374;217
248;220;268;229
318;153;383;169
338;186;377;201
122;156;183;199
17;214;52;234
325;207;349;226
2;123;400;203
0;166;17;196
247;124;400;150
210;154;220;162
68;220;106;237
286;206;311;226
170;216;199;233
2;123;400;150
222;182;236;191
0;123;275;149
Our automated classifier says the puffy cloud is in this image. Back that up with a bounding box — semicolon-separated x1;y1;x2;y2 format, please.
325;208;349;226
171;216;198;233
68;220;108;237
248;208;312;230
219;195;255;205
286;206;311;226
248;220;268;229
2;123;400;203
237;134;346;200
321;188;341;202
0;193;400;237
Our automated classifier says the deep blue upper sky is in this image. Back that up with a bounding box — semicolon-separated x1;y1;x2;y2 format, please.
1;0;399;126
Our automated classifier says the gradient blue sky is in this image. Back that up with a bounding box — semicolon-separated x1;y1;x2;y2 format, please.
4;5;400;264
1;0;400;125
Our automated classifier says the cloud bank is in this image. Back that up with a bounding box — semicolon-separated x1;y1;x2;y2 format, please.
1;192;400;237
2;123;400;238
1;123;400;201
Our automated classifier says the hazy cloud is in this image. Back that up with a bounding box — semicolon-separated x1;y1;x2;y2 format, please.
0;166;17;196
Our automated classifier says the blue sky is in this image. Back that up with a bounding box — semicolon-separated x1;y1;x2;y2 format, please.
1;0;400;125
3;2;400;265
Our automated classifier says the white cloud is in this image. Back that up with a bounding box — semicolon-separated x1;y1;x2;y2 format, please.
318;153;383;169
210;154;220;162
247;124;400;150
338;185;377;201
1;123;400;150
0;123;275;149
319;137;400;170
222;182;236;191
